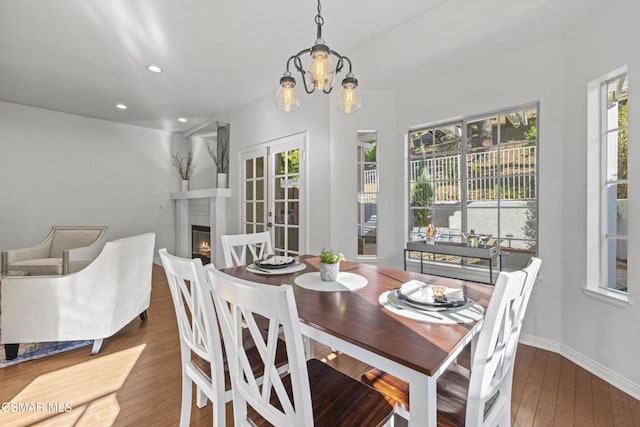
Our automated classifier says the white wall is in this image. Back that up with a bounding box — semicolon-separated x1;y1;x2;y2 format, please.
227;92;331;254
561;0;640;391
0;101;175;254
188;133;219;190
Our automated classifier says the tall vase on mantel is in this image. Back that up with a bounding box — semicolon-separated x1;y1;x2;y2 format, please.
181;180;189;192
217;173;228;188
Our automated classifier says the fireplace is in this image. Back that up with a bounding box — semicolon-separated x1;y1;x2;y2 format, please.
191;225;211;264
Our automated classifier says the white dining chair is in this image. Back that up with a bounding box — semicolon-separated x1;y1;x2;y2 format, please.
160;249;227;427
363;257;542;426
160;249;289;427
205;267;395;427
220;231;273;268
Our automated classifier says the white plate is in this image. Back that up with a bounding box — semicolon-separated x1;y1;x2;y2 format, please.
246;262;306;275
380;291;484;325
254;256;295;269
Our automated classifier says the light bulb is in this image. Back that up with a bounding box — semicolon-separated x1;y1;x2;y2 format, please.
276;73;300;112
307;43;334;91
338;74;361;114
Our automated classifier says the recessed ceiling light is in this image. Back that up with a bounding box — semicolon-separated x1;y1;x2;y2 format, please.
178;117;188;123
116;103;127;110
146;65;163;73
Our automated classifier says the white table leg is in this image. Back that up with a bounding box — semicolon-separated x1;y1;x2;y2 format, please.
408;373;437;427
469;333;479;372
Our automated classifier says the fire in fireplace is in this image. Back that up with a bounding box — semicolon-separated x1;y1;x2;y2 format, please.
191;225;211;264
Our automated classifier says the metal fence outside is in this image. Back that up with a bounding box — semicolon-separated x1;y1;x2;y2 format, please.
408;146;537;201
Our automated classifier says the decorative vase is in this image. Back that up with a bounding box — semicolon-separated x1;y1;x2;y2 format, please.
217;172;228;188
319;262;339;282
181;180;189;192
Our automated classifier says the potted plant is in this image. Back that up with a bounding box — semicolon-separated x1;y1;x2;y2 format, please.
319;248;345;282
172;151;196;191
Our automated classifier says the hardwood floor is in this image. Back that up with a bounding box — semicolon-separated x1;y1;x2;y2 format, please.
1;264;638;426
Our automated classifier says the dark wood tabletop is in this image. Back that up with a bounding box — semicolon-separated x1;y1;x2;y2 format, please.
221;255;494;376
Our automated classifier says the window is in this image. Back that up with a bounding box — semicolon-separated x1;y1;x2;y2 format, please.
357;131;378;258
408;105;539;271
587;68;628;298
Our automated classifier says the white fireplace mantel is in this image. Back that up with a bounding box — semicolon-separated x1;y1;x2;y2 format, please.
171;188;231;268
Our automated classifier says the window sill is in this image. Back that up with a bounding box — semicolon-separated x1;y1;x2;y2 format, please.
582;287;631;307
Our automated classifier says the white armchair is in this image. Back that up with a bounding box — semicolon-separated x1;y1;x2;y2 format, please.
1;225;109;275
1;233;155;359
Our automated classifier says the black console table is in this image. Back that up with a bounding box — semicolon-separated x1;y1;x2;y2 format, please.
404;241;501;284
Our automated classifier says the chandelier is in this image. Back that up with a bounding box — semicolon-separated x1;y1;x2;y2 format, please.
275;0;361;114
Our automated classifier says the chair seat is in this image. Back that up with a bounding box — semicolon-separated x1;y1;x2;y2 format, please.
362;363;496;427
250;359;394;427
10;258;62;275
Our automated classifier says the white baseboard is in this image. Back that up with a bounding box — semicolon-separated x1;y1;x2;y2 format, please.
519;333;640;401
518;333;562;353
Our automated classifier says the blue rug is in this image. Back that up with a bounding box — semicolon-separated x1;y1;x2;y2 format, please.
0;339;92;368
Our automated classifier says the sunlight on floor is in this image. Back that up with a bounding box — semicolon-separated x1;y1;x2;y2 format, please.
322;352;338;362
0;344;146;426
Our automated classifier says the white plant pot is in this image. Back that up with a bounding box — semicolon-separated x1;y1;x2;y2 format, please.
217;172;228;188
319;262;339;282
181;180;189;192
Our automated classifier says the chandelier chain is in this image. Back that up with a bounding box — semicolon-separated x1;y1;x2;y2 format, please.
314;0;324;40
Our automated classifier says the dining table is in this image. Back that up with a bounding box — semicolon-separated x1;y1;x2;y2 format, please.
221;255;494;427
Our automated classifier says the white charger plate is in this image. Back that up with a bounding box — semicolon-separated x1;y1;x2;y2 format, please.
294;272;368;292
246;262;307;275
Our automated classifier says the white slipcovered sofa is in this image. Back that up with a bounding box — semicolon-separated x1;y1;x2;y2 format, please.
1;233;155;359
1;225;109;276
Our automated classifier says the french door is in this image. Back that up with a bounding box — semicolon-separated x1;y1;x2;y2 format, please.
239;133;306;257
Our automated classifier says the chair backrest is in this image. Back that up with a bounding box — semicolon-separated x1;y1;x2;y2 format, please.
159;249;226;397
220;231;273;268
205;267;312;427
1;233;154;343
49;225;109;257
466;257;542;426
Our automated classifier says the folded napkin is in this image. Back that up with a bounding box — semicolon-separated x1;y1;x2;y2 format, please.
399;280;464;303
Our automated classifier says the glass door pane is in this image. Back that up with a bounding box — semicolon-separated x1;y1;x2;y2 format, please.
270;146;301;257
241;148;268;235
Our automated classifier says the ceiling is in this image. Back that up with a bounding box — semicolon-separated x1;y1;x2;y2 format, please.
0;0;603;133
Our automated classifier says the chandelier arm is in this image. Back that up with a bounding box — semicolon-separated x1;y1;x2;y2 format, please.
300;75;315;94
293;55;304;73
285;50;306;73
328;50;353;75
340;55;354;74
292;48;312;69
332;54;344;75
293;56;315;94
